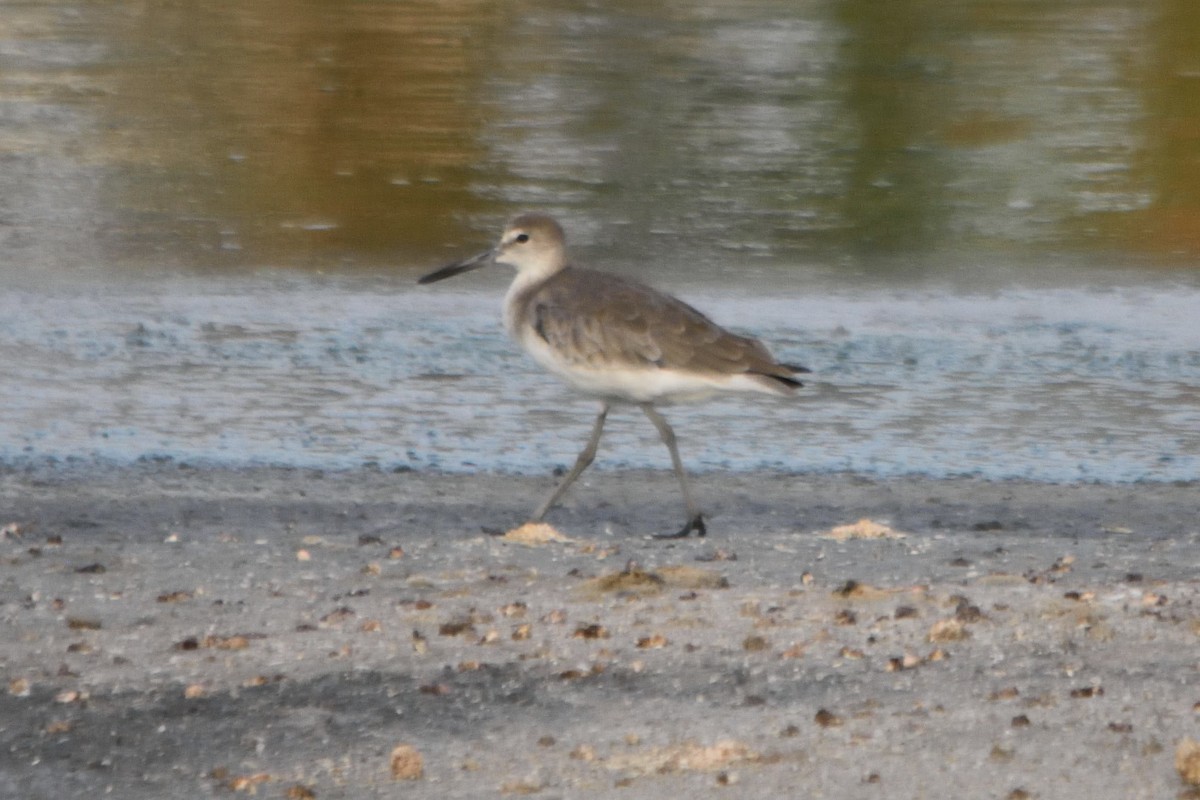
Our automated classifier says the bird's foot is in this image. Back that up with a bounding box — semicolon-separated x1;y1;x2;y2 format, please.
654;514;706;539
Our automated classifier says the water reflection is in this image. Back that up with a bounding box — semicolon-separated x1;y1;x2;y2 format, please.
837;0;952;254
99;0;496;267
2;0;1200;277
1120;0;1200;254
1;281;1196;481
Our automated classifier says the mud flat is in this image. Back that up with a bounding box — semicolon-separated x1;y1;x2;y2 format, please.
1;466;1198;799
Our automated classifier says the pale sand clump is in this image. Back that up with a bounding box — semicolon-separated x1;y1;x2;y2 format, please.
822;518;907;540
390;744;424;781
1177;739;1200;787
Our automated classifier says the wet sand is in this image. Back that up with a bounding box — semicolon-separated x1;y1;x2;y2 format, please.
1;466;1198;799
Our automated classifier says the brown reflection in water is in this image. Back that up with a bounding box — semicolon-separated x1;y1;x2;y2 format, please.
98;0;499;269
8;0;1200;277
1114;0;1200;256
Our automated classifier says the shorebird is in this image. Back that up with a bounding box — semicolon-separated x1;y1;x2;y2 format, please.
419;213;807;538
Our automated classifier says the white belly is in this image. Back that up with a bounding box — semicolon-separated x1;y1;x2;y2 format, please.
515;325;770;405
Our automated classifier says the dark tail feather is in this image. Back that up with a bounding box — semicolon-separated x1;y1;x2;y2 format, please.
773;362;812;389
771;375;805;390
750;362;810;394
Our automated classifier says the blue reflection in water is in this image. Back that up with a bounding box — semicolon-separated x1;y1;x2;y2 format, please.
0;274;1195;483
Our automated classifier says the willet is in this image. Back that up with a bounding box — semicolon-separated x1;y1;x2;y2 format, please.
419;213;808;538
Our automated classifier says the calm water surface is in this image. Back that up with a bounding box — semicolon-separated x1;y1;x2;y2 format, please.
1;1;1197;481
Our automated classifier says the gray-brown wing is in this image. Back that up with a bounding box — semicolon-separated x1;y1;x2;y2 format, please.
528;268;791;379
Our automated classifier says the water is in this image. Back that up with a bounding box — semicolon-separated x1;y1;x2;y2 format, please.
1;276;1195;482
1;1;1197;482
5;0;1200;277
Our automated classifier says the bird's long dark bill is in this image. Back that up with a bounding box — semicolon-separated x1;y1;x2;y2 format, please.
417;250;493;284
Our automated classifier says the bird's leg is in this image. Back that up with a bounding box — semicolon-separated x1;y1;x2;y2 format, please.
640;404;706;538
530;403;609;522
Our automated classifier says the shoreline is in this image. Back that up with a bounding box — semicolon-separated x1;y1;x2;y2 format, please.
2;466;1197;798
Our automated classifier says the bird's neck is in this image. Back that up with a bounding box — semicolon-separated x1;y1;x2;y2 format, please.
503;266;562;339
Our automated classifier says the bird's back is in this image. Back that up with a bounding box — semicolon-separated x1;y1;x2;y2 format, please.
508;267;803;402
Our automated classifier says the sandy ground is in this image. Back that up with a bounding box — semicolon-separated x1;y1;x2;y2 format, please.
1;465;1198;799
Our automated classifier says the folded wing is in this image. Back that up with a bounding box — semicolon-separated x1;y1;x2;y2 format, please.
528;268;804;392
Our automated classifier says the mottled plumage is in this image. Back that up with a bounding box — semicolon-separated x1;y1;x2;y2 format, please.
419;213;807;537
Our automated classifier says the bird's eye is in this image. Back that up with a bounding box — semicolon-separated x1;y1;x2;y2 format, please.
515;233;529;243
